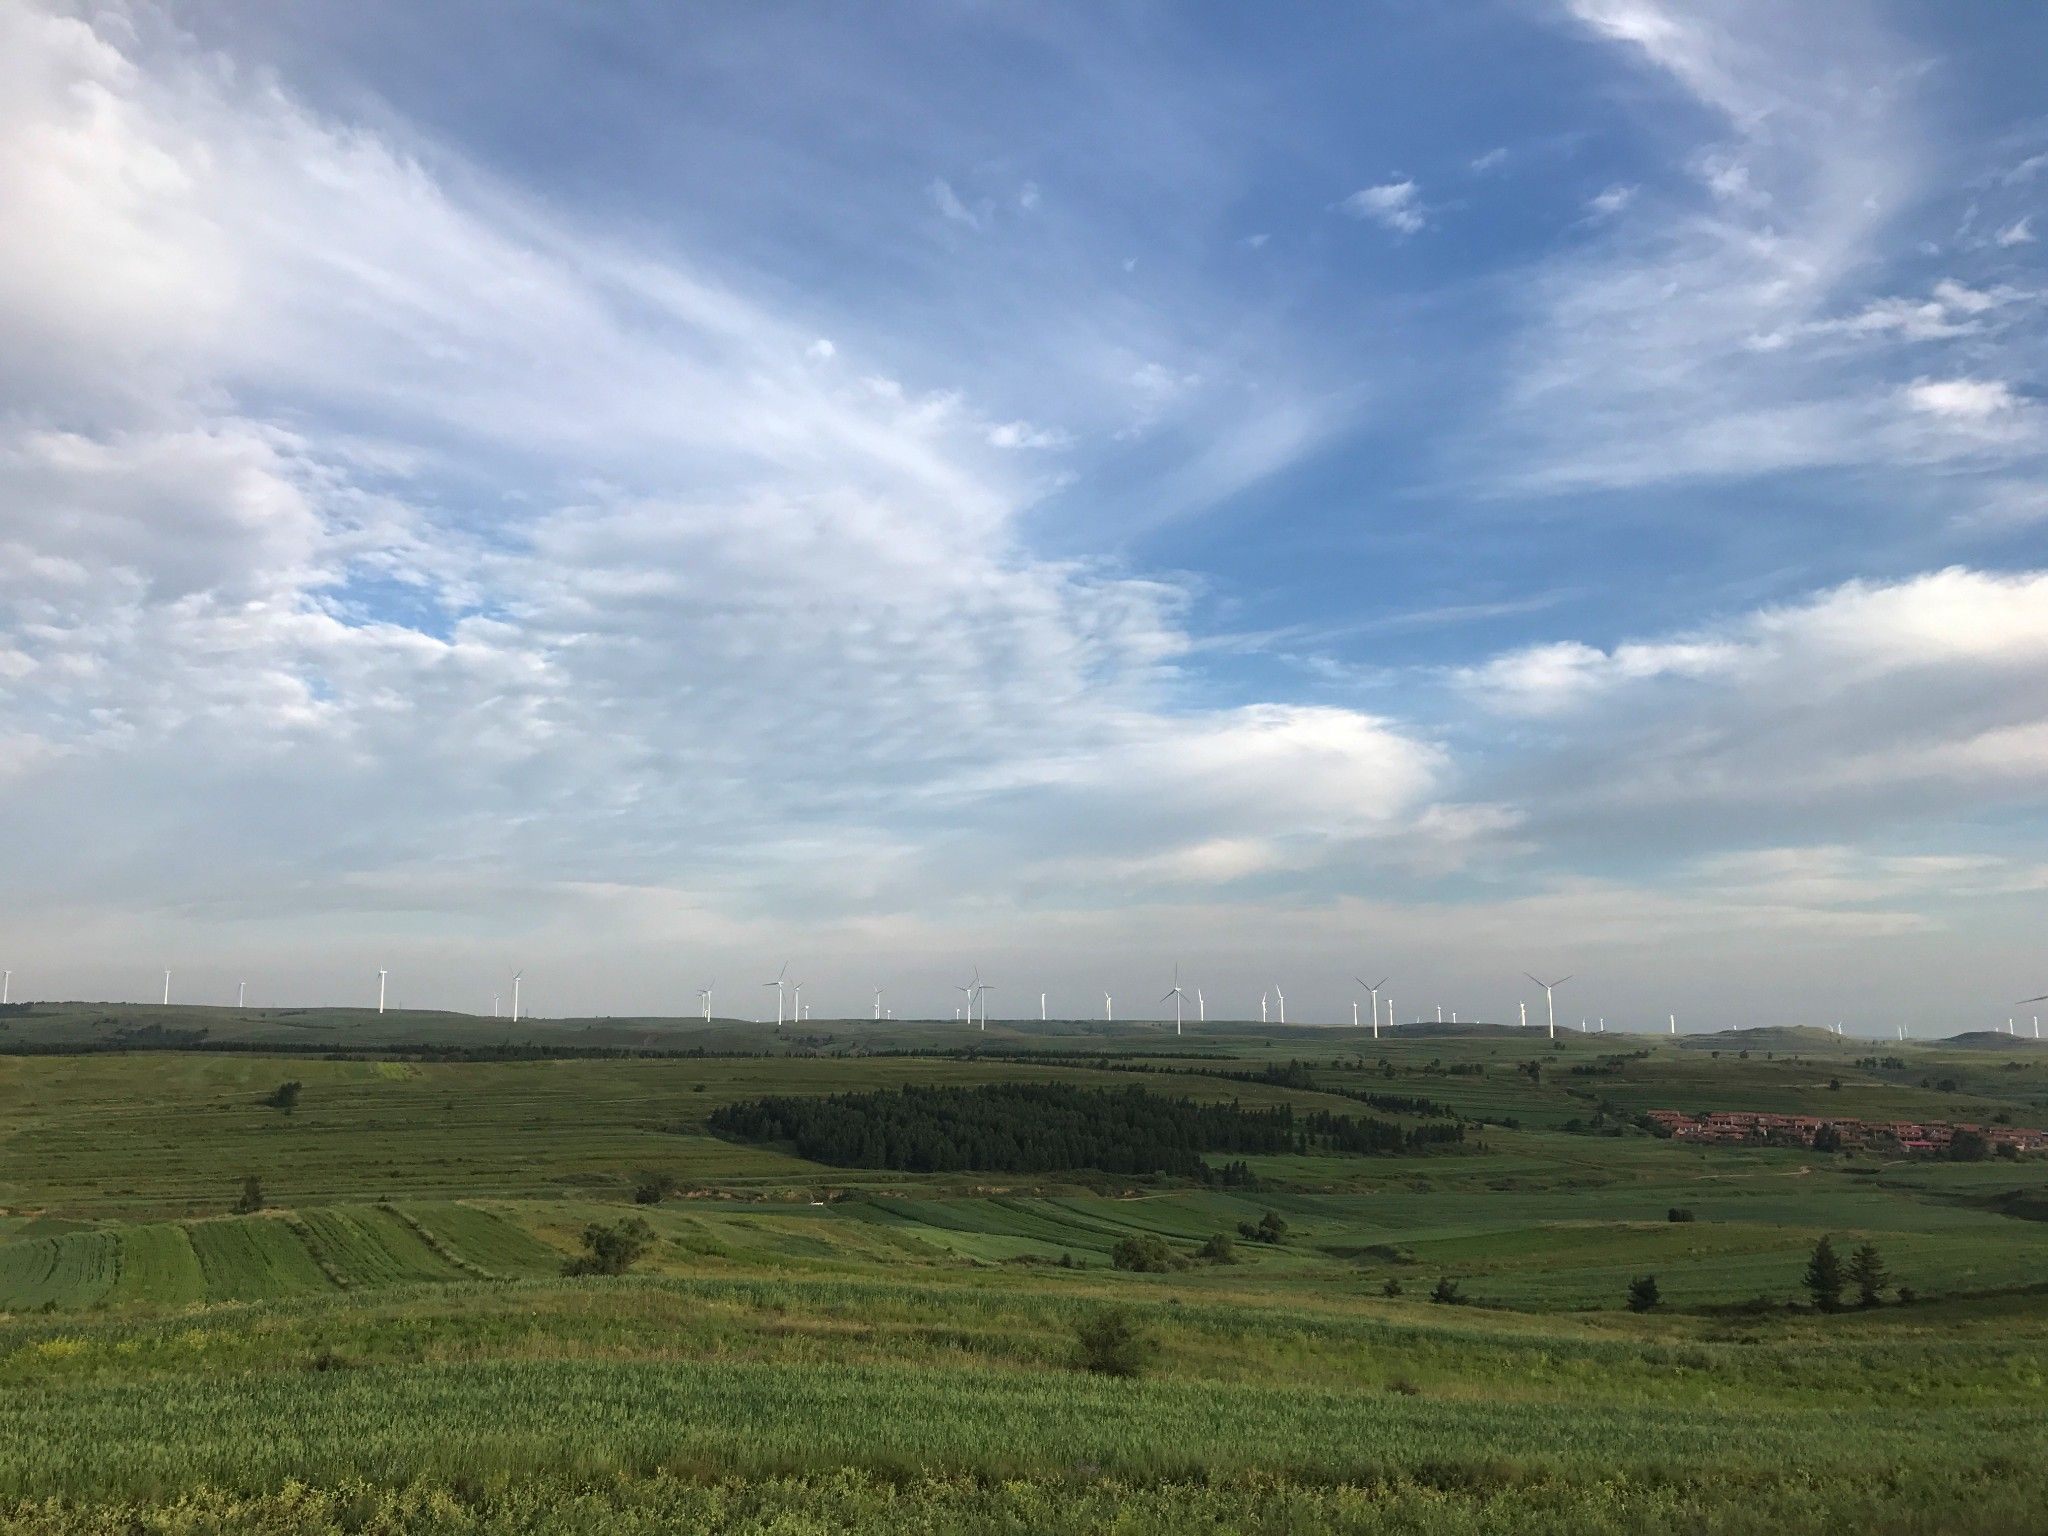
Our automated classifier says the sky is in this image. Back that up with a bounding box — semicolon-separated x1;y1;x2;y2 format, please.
3;0;2047;1030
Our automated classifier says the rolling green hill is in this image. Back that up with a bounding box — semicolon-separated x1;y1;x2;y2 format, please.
2;1011;2044;1531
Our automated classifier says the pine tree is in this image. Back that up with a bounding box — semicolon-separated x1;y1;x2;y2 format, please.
1626;1274;1660;1312
1847;1242;1889;1308
1804;1235;1845;1312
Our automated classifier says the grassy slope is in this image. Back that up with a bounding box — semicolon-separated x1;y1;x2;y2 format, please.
1;1017;2046;1531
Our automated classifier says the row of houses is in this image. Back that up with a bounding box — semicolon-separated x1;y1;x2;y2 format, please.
1644;1109;2048;1154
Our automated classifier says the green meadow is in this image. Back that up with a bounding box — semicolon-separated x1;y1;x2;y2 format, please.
1;1007;2044;1531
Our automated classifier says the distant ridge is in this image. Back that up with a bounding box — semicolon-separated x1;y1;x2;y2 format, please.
1677;1025;1852;1049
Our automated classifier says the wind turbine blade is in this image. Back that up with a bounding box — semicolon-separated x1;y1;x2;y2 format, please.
1373;976;1388;989
1554;975;1573;987
1523;972;1544;987
2016;994;2048;1005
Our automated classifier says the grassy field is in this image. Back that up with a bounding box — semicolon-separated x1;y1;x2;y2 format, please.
0;1010;2043;1531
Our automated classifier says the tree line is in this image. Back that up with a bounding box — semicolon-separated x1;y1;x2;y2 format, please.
706;1082;1459;1179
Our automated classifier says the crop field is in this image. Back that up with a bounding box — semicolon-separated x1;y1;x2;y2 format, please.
0;1010;2043;1531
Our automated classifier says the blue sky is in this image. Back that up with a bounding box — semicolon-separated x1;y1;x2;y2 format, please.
2;0;2046;1028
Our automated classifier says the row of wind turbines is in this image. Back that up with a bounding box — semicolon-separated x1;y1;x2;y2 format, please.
32;967;2044;1041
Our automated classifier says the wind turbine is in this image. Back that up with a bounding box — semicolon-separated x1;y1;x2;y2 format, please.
957;971;979;1028
1040;991;1047;1022
1524;974;1571;1039
162;970;171;1006
699;983;714;1021
1668;1013;1676;1036
1104;991;1113;1023
1260;991;1268;1024
1161;965;1187;1036
492;993;501;1019
2016;995;2047;1040
873;987;884;1021
236;980;245;1009
378;969;388;1015
1;969;9;1005
791;979;805;1024
1356;977;1387;1040
978;983;994;1030
1518;1001;1527;1028
764;962;788;1028
1273;985;1285;1025
511;970;524;1023
1196;988;1205;1023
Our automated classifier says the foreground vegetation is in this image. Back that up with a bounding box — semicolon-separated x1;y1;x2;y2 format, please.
1;1010;2043;1531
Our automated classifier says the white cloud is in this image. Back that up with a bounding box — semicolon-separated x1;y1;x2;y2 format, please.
1906;377;2017;419
986;420;1069;450
928;176;988;230
1338;179;1425;235
1584;184;1637;218
0;2;1449;981
1461;568;2048;835
1996;216;2034;246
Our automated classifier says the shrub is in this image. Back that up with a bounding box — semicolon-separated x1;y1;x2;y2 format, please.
1429;1276;1465;1306
1381;1276;1403;1297
1667;1207;1696;1223
632;1171;679;1205
1111;1234;1175;1273
1627;1274;1661;1312
1073;1308;1152;1377
263;1081;302;1114
1236;1211;1289;1245
563;1217;656;1277
1196;1232;1238;1265
233;1174;265;1214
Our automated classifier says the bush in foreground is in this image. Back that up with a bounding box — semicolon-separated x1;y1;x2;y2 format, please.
1073;1308;1153;1377
1111;1235;1179;1273
564;1217;656;1277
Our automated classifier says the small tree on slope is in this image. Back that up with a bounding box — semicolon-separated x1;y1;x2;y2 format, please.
1804;1235;1845;1313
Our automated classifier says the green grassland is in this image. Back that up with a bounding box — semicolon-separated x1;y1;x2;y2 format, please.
1;1010;2044;1531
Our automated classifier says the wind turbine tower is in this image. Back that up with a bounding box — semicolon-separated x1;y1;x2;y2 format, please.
1;969;9;1005
1356;977;1387;1041
1274;985;1286;1025
764;962;788;1028
873;988;883;1021
162;970;171;1006
1196;988;1205;1023
236;980;245;1009
1104;992;1113;1023
1040;991;1047;1022
1524;974;1572;1040
1260;992;1268;1024
378;969;388;1015
511;970;524;1024
699;984;714;1021
1161;966;1187;1036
